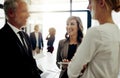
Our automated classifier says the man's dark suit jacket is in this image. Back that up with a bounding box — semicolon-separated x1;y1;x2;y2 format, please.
30;32;44;50
0;23;42;78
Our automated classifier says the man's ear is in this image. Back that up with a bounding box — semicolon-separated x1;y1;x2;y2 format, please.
8;9;15;17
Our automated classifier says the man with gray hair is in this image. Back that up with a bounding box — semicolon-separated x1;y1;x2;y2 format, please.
0;0;42;78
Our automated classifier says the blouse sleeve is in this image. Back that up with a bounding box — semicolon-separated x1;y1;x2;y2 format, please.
67;27;101;78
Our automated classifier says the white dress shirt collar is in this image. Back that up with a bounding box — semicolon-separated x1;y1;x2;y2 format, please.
7;22;21;34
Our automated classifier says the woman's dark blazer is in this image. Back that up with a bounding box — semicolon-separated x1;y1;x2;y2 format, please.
56;39;80;78
0;23;42;78
56;39;80;68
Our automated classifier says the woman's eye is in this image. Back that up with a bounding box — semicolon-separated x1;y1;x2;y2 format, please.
70;23;75;25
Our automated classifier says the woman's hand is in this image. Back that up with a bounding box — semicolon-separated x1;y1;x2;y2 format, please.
81;63;89;73
62;59;70;70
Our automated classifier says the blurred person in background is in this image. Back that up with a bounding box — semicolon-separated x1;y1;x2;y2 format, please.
30;24;44;56
46;27;56;53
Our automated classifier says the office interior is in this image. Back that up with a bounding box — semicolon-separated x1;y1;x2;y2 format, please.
0;0;120;78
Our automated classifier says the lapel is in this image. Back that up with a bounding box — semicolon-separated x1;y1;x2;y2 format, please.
3;23;22;45
62;39;80;59
61;40;69;59
3;23;29;56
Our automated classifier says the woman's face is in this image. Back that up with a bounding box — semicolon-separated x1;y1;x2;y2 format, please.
66;19;78;37
87;0;98;19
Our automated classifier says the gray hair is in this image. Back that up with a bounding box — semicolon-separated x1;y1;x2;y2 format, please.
3;0;25;18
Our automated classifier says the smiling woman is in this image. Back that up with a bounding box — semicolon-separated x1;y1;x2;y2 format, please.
56;16;84;78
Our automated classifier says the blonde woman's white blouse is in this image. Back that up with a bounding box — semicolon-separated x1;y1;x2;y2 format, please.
67;23;120;78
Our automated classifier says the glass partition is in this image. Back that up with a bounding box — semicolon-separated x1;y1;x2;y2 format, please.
0;9;5;29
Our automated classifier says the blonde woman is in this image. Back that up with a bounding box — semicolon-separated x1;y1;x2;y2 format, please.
46;27;56;53
67;0;120;78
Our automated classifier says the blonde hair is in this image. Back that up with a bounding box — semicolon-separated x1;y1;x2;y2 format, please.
105;0;120;12
4;0;26;18
49;27;56;36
